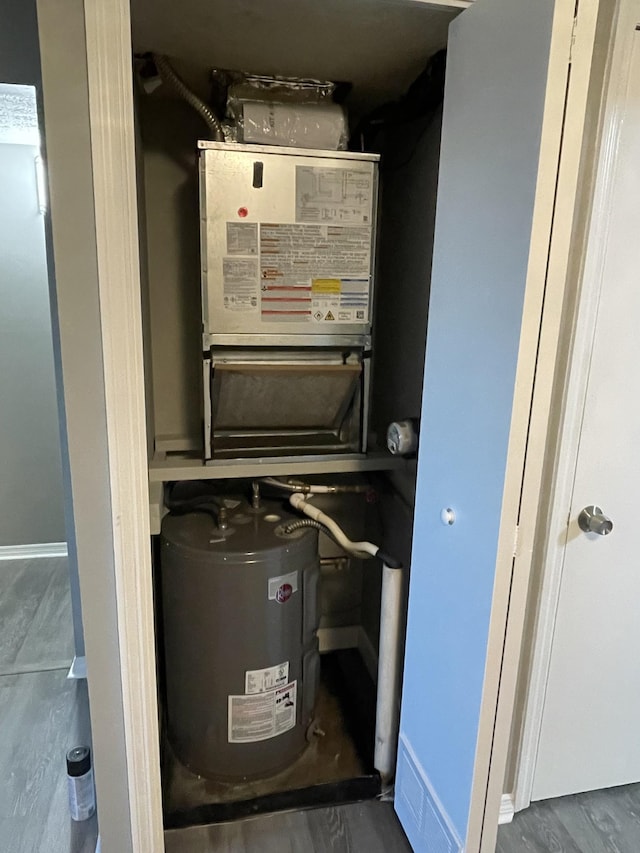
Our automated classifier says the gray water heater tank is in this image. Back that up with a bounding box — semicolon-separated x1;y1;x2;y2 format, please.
160;500;320;780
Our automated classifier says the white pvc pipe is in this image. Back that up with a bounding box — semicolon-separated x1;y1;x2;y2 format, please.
375;563;403;784
289;493;403;782
289;493;378;559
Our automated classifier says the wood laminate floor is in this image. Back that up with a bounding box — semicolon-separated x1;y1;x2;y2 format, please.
0;558;97;853
0;557;74;674
497;783;640;853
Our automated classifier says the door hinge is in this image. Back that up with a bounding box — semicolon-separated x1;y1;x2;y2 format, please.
569;14;578;64
512;524;520;559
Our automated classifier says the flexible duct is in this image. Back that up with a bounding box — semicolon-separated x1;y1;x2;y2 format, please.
153;54;224;141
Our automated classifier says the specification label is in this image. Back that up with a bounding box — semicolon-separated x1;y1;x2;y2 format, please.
222;257;259;312
228;681;297;743
296;165;374;225
226;222;258;255
245;661;289;695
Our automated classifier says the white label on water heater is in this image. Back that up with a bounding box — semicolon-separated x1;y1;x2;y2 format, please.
228;681;297;743
245;661;289;695
274;681;297;735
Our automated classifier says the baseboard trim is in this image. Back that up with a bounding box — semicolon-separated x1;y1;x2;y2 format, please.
68;655;87;680
0;542;68;561
498;793;515;825
396;734;464;852
317;625;360;653
0;660;71;677
317;626;379;684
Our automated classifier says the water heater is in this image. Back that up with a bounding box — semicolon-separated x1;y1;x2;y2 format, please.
198;142;379;461
160;500;321;780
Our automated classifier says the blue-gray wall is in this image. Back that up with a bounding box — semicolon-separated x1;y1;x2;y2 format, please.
0;1;66;548
1;0;85;659
0;104;66;546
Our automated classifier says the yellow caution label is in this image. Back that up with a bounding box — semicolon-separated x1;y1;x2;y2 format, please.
312;278;341;294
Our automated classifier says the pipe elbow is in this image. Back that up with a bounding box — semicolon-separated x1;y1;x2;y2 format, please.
289;493;307;511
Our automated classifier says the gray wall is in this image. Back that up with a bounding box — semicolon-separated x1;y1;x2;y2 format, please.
359;110;442;651
0;3;66;548
0;0;84;684
0;138;65;546
0;1;40;86
138;96;204;447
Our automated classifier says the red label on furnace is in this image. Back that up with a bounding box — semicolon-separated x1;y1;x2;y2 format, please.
276;583;293;603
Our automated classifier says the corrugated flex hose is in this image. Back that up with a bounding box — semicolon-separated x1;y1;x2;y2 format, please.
282;518;371;557
153;54;224;141
282;519;328;536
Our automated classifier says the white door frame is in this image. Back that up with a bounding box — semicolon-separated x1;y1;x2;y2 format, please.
512;0;636;812
80;1;165;849
41;0;604;849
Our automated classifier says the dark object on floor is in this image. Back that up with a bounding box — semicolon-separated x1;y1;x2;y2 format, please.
0;669;97;853
0;557;95;852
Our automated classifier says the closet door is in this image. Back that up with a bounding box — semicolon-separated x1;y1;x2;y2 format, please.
396;0;565;850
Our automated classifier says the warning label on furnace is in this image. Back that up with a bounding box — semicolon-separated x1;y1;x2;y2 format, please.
259;223;371;323
228;681;297;743
245;661;289;695
222;257;258;312
296;166;374;225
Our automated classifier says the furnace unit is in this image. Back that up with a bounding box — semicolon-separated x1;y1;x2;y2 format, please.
199;142;379;461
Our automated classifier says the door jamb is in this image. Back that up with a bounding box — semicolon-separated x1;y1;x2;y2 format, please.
512;0;633;813
82;0;165;850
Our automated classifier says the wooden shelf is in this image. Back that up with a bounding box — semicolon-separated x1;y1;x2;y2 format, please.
147;450;406;483
147;451;407;534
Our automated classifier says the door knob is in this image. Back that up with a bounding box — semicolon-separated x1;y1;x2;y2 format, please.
578;505;613;536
